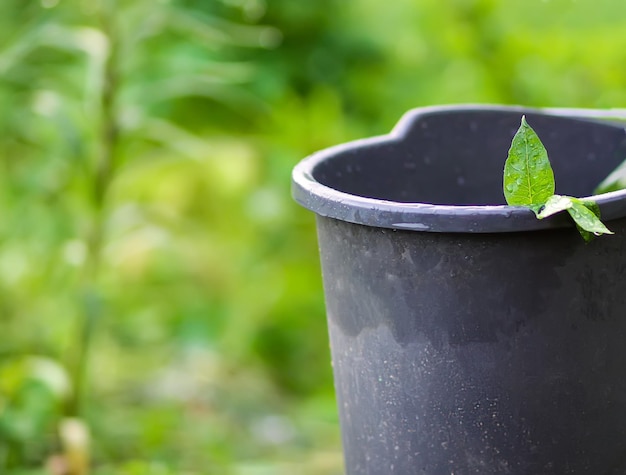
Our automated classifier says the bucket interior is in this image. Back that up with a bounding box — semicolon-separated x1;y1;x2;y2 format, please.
312;110;626;206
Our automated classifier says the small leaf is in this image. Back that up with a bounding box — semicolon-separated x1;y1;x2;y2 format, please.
574;200;602;242
503;116;555;209
580;199;601;218
535;195;610;242
537;194;572;219
567;198;613;239
594;158;626;195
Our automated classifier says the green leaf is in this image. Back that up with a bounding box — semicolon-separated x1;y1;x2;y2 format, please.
576;200;602;242
503;116;555;210
537;195;610;242
576;204;600;242
568;198;613;240
578;199;601;219
593;158;626;195
537;194;572;219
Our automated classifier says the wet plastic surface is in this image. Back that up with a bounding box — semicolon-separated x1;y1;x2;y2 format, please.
292;105;626;233
292;106;626;474
319;217;626;474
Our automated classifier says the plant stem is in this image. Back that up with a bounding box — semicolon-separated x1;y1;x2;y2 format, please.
67;0;120;418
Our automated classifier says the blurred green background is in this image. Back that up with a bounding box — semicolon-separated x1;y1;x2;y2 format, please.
1;0;626;474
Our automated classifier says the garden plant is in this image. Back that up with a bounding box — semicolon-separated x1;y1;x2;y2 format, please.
504;116;613;240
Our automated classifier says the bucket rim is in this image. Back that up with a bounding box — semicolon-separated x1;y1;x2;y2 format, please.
291;104;626;233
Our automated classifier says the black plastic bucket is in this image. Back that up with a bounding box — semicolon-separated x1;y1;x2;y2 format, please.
292;105;626;474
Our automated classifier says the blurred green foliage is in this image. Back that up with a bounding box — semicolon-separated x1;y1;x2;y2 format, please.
1;0;626;474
